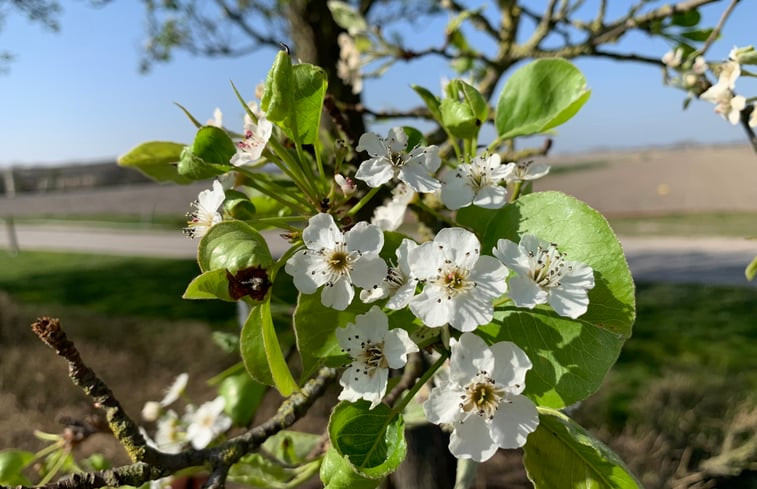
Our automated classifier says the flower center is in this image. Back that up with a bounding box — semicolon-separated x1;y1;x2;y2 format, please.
389;151;409;168
460;371;507;420
358;342;388;375
528;243;571;288
328;249;352;273
434;265;474;298
468;164;493;190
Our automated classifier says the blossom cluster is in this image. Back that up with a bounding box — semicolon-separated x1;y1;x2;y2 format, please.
179;116;595;462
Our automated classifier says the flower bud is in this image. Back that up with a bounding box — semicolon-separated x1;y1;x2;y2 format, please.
142;401;162;422
729;45;757;65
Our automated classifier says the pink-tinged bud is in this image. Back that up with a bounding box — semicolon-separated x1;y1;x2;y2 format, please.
335;174;357;196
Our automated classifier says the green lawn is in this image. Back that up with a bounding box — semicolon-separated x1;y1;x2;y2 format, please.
608;211;757;237
0;250;236;325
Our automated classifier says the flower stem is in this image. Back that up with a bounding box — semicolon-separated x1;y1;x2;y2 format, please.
509;181;523;202
392;348;450;415
346;186;381;217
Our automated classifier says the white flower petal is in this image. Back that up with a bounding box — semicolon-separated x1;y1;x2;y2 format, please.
424;381;464;425
441;171;475;210
408;241;443;280
385;280;417;310
471;184;508;209
449;415;498;462
449;332;489;385
435;228;480;270
383;328;418;368
285;251;325;294
489;341;532;392
351;254;388;289
410;288;453;327
386;127;408;153
469;255;508;299
355;157;395;187
338;364;388;409
492;238;531;276
547;285;589;319
489;394;539;449
356;132;386;156
302;213;343;250
321;277;354;310
346;222;384;255
508;275;547;308
450;295;494;332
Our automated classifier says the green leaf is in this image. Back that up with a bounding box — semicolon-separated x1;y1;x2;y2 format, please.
118;141;191;184
411;84;442;122
183;268;234;301
440;79;488;139
680;28;714;42
229;453;321;489
197;221;274;273
495;59;590;139
327;1;368;34
321;401;406;488
479;191;635;407
262;431;322;465
0;449;34;486
261;51;295;123
261;52;328;145
219;371;266;427
174;102;204;128
223;189;257;220
745;256;757;281
671;9;701;27
293;293;371;381
240;300;298;395
177;125;236;180
524;408;642;488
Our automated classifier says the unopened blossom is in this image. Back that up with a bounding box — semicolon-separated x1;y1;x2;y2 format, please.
506;160;550;183
141;401;162;422
692;56;707;75
493;234;595;319
335;307;418;408
661;48;683;68
230;105;272;166
424;333;539;462
184;180;224;239
184;397;232;449
334;174;357;196
361;238;418;310
337;33;363;95
441;154;512;210
206;107;223;127
371;183;414;231
285;213;386;310
409;227;508;332
355;127;441;193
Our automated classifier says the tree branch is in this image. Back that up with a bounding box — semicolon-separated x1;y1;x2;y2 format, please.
699;0;740;57
15;317;336;489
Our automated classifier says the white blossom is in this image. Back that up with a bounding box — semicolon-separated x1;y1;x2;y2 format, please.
335;306;418;408
285;213;386;310
506;160;550;182
692;56;707;75
701;87;746;125
230;104;272;166
371;183;414;231
184;397;232;449
361;238;418;310
493;234;595;319
206;107;223;127
141;401;162;422
153;410;186;454
409;228;508;332
355;127;441;193
424;333;538;462
441;154;511;210
160;372;189;407
184;180;224;239
337;33;363;95
661;48;683;68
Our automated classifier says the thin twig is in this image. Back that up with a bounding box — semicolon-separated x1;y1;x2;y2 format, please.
699;0;740;57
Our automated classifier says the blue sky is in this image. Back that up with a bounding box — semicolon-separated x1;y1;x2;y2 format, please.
1;1;755;167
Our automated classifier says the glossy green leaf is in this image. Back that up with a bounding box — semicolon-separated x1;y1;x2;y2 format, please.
262;51;295;123
240;301;298;395
453;79;488;122
680;28;714;42
671;9;701;27
0;449;34;486
321;401;406;488
477;191;635;407
440;98;478;139
495;59;590;139
223;189;257;220
118;141;191;184
411;84;442;122
197;221;274;273
229;453;321;489
261;51;327;145
183;268;234;301
293;293;370;381
745;256;757;281
524;408;642;488
177;125;236;179
219;371;266;426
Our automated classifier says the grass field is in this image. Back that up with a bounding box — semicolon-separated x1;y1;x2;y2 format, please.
0;251;755;488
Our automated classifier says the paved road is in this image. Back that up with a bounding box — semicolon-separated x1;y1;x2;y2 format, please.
2;222;755;286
